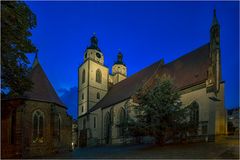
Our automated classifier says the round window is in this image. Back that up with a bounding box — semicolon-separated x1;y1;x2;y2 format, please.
96;52;101;58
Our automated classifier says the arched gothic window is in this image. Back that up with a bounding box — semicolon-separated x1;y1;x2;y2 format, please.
189;101;199;124
56;114;61;141
104;112;111;144
10;110;16;144
96;69;102;83
83;119;86;129
189;101;199;135
97;92;100;99
93;116;97;129
118;108;126;137
82;69;85;84
110;108;114;124
32;110;44;143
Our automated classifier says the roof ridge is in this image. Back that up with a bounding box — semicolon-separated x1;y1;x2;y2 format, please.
163;42;210;67
89;42;211;112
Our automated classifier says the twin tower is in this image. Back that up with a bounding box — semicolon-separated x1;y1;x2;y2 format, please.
78;35;127;116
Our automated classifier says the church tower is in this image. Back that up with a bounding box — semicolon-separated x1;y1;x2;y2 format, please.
111;51;127;84
207;9;221;93
78;34;109;116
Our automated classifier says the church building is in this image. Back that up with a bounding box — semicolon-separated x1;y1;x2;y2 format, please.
77;10;227;146
1;55;73;158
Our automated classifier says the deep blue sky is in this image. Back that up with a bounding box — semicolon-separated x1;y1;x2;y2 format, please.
26;1;239;119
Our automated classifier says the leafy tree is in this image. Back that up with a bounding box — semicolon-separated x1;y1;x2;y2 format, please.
1;1;37;96
129;76;192;144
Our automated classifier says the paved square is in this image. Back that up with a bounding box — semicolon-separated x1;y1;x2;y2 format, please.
50;136;239;159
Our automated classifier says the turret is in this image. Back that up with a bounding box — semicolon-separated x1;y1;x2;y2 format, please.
84;33;104;65
207;9;221;93
111;51;127;84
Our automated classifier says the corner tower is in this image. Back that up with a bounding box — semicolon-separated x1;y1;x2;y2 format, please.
206;9;221;93
111;51;127;84
78;34;108;116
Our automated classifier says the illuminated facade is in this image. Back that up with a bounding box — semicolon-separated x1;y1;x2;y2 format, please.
77;10;227;146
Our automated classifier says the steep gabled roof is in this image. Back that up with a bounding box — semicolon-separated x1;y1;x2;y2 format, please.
23;61;66;108
90;43;210;112
158;43;210;90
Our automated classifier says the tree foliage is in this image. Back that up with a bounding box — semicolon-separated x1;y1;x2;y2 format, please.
1;1;37;96
129;76;194;144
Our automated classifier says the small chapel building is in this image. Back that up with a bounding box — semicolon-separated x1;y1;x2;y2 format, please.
1;56;72;158
77;10;227;146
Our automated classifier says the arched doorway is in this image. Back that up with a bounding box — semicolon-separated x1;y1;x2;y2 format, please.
104;112;111;144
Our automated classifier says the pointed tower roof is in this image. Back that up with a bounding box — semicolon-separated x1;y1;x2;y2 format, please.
23;56;66;108
87;33;101;51
211;9;219;27
114;51;125;66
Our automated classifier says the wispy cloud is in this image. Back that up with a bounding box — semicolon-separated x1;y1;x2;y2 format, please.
60;87;78;119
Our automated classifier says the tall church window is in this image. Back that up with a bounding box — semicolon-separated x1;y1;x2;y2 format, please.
10;110;16;144
55;114;61;141
97;92;100;99
83;119;86;129
93;116;96;129
82;69;85;84
104;112;111;144
118;108;126;137
110;108;114;124
32;110;44;143
82;93;84;100
189;101;199;135
190;101;199;123
96;69;102;83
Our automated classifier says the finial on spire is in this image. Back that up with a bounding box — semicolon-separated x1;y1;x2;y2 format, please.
117;52;123;62
88;33;101;51
211;9;219;27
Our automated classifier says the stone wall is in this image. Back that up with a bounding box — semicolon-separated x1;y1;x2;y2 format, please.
1;99;72;158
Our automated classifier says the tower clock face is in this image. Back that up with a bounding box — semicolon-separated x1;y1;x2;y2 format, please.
96;52;101;58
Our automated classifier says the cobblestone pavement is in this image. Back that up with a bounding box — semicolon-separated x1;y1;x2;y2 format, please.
50;136;239;159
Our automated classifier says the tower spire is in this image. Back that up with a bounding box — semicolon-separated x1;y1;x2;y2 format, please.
87;33;101;51
211;9;219;27
114;51;125;66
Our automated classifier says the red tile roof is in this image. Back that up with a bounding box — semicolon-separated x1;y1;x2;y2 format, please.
90;43;210;112
23;62;66;108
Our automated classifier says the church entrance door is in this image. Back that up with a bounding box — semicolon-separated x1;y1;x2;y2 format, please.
79;129;87;147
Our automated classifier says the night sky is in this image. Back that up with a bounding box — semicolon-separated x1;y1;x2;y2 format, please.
26;1;239;119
